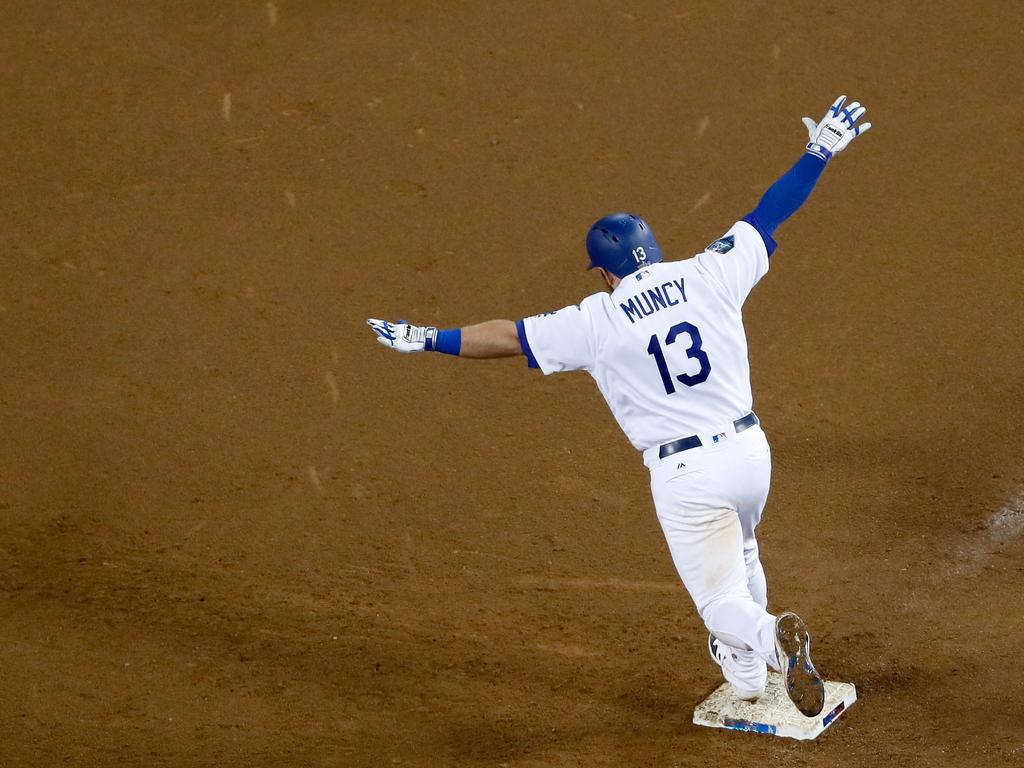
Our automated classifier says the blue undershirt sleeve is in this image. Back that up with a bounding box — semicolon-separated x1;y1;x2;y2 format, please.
744;152;828;245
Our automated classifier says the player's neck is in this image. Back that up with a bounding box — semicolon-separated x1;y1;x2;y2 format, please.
601;269;621;291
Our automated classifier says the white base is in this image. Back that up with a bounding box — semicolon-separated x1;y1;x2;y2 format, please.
693;671;856;740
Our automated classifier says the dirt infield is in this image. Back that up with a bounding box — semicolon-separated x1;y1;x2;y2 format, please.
2;2;1023;766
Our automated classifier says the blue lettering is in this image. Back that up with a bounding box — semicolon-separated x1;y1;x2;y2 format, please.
619;298;642;324
637;293;656;316
648;286;669;311
673;278;688;303
622;280;687;324
662;282;680;306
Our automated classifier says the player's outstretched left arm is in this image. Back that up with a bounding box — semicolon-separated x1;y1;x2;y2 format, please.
366;318;522;359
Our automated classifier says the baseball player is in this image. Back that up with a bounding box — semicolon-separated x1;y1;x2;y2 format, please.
368;96;871;718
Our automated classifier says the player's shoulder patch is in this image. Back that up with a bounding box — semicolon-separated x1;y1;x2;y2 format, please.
533;303;583;320
705;235;735;254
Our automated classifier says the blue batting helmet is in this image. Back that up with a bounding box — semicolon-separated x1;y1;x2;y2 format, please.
586;212;662;278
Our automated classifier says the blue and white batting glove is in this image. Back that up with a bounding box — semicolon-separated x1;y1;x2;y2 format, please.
367;319;438;353
801;95;872;161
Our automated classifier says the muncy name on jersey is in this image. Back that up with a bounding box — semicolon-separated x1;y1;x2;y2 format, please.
619;278;688;324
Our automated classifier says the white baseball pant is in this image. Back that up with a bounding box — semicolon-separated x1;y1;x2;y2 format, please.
644;421;777;691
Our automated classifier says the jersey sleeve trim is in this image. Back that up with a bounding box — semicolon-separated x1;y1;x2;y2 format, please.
515;319;540;369
740;213;778;257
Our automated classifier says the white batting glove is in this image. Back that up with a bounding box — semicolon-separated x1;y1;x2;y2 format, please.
801;95;872;161
367;319;438;353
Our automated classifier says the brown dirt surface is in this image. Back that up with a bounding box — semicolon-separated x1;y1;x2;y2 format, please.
2;2;1023;766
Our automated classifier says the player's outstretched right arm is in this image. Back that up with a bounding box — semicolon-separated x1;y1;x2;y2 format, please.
696;95;872;305
742;95;872;244
366;318;522;359
802;95;872;161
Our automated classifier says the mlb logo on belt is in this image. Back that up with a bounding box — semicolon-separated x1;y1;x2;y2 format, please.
712;432;727;444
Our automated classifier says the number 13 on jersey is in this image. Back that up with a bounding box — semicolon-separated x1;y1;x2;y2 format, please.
646;322;711;394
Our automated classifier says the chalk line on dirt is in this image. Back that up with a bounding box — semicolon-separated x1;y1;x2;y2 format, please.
516;575;679;592
953;492;1024;575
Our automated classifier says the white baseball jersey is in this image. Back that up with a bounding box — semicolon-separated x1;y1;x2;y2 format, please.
517;220;771;454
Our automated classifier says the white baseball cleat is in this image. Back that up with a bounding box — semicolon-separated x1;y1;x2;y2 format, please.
708;633;766;702
774;612;825;717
